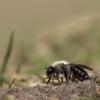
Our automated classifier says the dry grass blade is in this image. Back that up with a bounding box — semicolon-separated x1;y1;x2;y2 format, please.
8;78;16;88
1;32;14;73
0;31;14;86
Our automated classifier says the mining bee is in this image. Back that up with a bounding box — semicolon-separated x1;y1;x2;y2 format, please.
45;60;93;84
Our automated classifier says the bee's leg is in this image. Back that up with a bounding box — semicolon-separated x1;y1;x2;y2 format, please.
63;70;69;83
58;79;61;83
71;74;76;82
71;76;74;82
56;76;61;83
65;77;68;83
61;77;63;82
68;75;71;80
64;73;68;83
57;78;61;83
47;77;51;84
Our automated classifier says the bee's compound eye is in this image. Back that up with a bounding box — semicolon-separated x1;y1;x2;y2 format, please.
49;66;54;72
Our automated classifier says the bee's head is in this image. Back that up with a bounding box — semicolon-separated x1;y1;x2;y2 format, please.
45;66;55;75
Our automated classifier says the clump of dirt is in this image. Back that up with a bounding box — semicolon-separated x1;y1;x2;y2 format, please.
0;80;100;100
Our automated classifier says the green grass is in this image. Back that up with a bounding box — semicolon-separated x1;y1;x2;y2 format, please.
0;32;14;86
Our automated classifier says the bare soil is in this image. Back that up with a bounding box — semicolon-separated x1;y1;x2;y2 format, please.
0;80;100;100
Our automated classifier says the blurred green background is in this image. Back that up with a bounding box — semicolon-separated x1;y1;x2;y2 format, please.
0;0;100;84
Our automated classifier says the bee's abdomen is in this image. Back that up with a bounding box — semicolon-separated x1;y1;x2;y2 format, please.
70;65;90;81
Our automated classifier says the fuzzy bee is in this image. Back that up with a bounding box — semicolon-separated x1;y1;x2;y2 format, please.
45;60;93;84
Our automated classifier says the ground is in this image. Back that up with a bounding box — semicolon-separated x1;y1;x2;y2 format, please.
0;80;100;100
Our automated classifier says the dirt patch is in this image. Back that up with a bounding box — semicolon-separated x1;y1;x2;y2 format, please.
0;80;99;100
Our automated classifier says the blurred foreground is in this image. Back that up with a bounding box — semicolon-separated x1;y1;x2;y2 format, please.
0;80;100;100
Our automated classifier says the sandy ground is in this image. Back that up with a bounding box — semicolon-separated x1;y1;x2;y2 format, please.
0;80;100;100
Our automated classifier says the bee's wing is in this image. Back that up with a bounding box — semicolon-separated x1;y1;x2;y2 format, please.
69;63;93;70
75;64;93;70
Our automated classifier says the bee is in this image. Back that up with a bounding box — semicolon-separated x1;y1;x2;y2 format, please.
45;60;93;84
